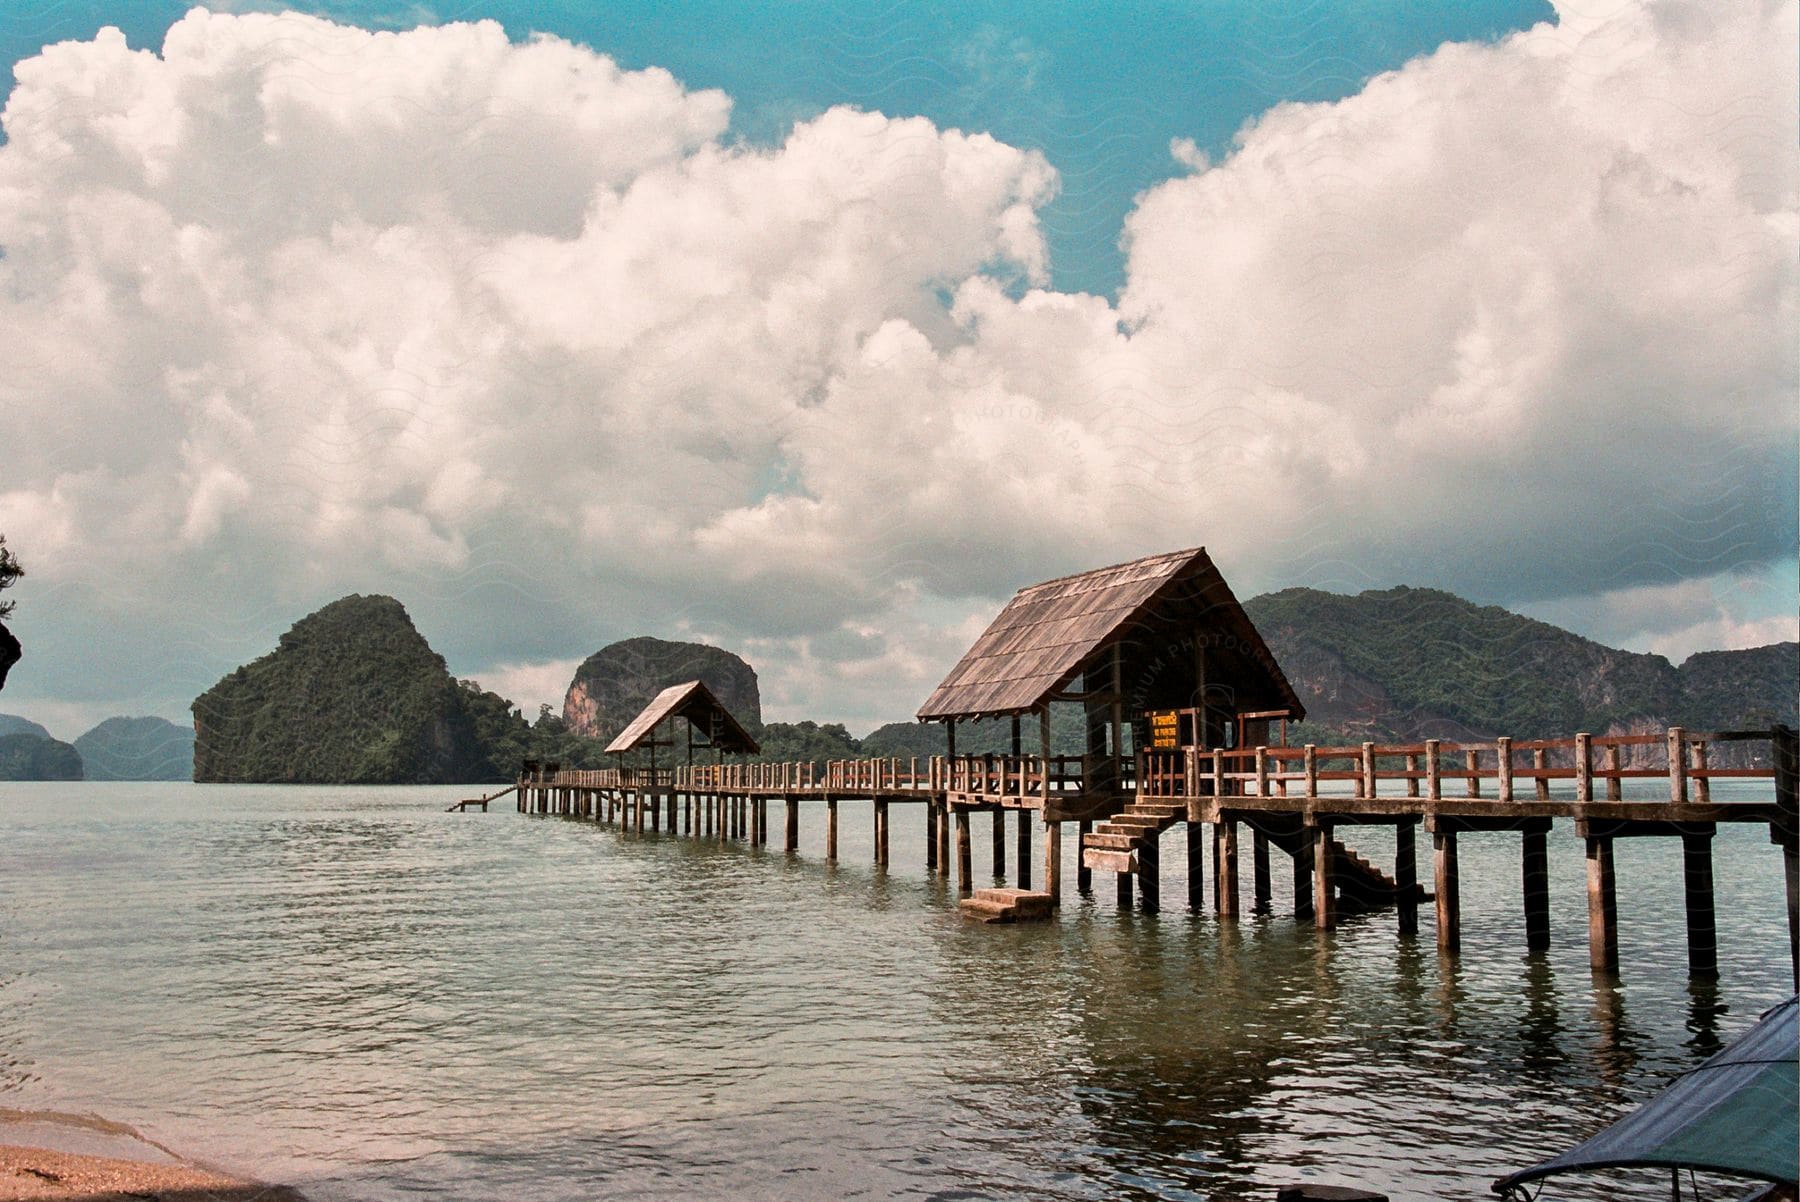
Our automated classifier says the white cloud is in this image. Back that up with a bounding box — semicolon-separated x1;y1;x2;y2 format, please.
0;1;1792;728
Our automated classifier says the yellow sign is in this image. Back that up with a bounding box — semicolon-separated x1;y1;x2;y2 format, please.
1148;710;1180;750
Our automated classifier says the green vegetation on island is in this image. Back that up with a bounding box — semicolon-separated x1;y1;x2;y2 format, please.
73;717;197;781
0;731;82;780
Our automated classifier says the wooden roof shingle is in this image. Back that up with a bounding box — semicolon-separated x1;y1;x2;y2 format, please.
604;680;761;755
914;546;1302;722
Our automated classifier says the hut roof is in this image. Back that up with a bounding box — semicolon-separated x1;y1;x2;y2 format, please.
604;680;761;755
915;546;1303;722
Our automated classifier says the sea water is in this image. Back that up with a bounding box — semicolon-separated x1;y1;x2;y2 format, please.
0;782;1790;1201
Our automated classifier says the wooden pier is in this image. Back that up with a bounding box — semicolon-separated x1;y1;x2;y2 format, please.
499;547;1797;984
512;723;1796;982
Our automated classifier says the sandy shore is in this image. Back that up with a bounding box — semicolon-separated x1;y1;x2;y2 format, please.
0;1112;303;1202
0;1143;305;1201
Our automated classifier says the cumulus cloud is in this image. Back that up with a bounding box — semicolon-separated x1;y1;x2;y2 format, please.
0;1;1791;728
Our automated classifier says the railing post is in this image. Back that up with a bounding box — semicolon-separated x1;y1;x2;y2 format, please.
1304;744;1318;799
1212;748;1225;797
1690;740;1710;804
1575;733;1593;804
1425;740;1441;802
1360;742;1375;800
1668;727;1688;803
1255;746;1268;797
1533;747;1549;801
1496;737;1513;803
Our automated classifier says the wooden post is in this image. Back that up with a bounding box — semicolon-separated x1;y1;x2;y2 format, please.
924;800;937;872
1016;809;1031;890
1117;866;1133;910
1138;828;1160;912
1406;753;1420;799
1304;744;1318;798
1434;829;1460;953
1252;830;1271;914
1534;747;1550;801
1312;822;1334;930
1691;740;1710;804
1044;818;1061;906
1523;826;1550;952
1187;820;1205;912
1586;832;1618;971
785;796;799;853
826;797;838;861
1360;742;1375;800
1576;733;1593;804
954;807;971;895
1466;749;1481;798
1395;821;1418;936
1294;829;1314;921
992;807;1006;881
1604;744;1622;802
1425;740;1441;801
875;799;890;868
1496;737;1513;803
1217;820;1239;918
1668;727;1687;803
1775;725;1798;989
1682;828;1717;977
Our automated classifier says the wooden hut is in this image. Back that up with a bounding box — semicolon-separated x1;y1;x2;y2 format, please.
605;679;760;768
918;545;1301;805
921;547;1303;910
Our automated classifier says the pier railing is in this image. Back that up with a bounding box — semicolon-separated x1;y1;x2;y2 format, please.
1137;726;1787;804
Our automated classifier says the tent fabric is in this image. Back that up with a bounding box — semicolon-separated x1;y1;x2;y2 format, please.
1493;997;1798;1196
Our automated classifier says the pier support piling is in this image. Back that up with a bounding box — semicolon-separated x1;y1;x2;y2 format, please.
1117;869;1133;911
1294;832;1314;921
1139;830;1160;912
1396;821;1418;936
954;808;971;895
1016;813;1031;891
1217;820;1239;918
1523;826;1550;953
1682;829;1717;978
1433;829;1460;953
992;809;1006;881
785;797;799;853
1252;830;1271;915
1585;833;1618;972
1044;819;1061;905
826;797;838;861
1312;823;1334;931
924;801;937;872
1187;820;1205;912
875;800;890;868
1077;820;1092;895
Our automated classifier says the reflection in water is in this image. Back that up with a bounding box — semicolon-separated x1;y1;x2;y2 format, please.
0;786;1791;1202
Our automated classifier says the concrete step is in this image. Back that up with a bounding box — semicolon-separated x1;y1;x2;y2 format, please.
1082;848;1137;874
1127;802;1185;818
959;890;1055;923
1108;814;1164;829
1083;832;1138;850
958;897;1013;923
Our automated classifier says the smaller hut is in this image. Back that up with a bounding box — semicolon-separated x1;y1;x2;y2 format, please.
605;679;761;778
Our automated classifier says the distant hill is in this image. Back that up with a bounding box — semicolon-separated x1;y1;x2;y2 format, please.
1243;587;1796;758
74;716;196;781
0;713;52;740
192;595;522;784
0;732;83;780
562;637;762;743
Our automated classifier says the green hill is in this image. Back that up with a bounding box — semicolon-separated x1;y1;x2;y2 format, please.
1242;586;1796;746
192;595;524;784
74;716;196;781
562;637;762;743
0;713;52;740
0;732;83;780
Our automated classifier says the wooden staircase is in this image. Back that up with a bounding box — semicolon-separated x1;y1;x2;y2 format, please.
1080;801;1426;911
959;887;1055;924
1080;799;1186;874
